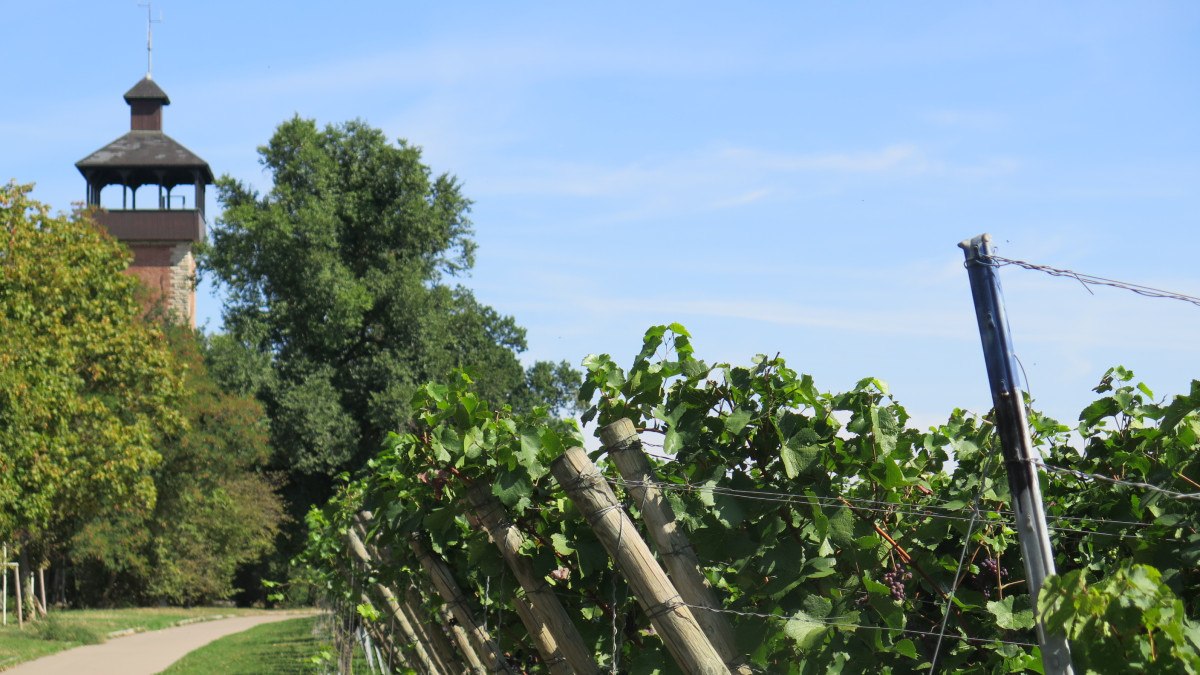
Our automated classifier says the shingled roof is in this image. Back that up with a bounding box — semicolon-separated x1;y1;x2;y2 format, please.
76;76;212;189
124;76;170;104
76;131;214;188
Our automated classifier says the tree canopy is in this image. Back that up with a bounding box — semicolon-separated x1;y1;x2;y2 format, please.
0;182;183;547
203;117;578;509
71;327;285;606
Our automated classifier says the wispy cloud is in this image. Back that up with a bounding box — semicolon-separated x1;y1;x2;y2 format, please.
717;144;929;174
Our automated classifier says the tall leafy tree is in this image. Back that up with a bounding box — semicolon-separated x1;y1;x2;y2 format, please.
203;118;578;511
71;328;285;606
0;182;183;551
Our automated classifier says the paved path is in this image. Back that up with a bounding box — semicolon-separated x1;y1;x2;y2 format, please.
5;611;318;675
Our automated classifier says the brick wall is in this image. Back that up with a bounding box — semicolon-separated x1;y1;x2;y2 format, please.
127;241;196;326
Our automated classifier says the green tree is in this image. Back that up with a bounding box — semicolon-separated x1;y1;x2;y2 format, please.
71;327;286;606
0;182;183;552
202;117;579;503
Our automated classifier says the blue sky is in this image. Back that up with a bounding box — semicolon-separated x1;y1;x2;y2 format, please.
3;2;1198;432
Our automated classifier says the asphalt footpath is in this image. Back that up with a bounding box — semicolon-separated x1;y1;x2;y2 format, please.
5;611;318;675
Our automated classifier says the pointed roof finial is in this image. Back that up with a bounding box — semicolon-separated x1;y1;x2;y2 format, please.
137;2;163;79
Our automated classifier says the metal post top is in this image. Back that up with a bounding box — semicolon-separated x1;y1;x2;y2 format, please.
959;233;993;261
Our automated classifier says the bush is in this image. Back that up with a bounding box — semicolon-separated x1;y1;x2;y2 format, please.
31;615;104;645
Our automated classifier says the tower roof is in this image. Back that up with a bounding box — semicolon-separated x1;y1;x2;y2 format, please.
123;76;170;104
76;132;214;188
76;76;212;189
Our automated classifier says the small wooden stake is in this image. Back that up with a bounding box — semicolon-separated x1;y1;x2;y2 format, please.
37;567;47;614
13;562;22;628
410;532;515;674
466;483;600;674
551;446;730;675
601;419;750;673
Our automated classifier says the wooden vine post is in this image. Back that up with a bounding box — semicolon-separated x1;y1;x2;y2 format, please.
511;594;572;674
350;514;458;672
438;603;488;674
410;532;516;674
346;528;441;674
354;511;462;674
601;419;750;674
407;584;465;674
358;592;409;672
465;482;600;674
551;446;731;675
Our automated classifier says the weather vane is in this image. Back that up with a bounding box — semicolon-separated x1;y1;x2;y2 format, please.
138;2;163;78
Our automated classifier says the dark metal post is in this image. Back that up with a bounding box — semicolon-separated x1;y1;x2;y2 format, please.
959;234;1073;675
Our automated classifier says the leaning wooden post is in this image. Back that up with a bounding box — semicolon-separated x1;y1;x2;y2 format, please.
601;419;750;674
37;567;47;614
410;532;515;674
351;520;455;674
352;511;458;674
407;584;464;674
511;594;573;674
551;446;730;675
347;528;440;674
466;483;600;674
360;592;412;673
439;603;488;674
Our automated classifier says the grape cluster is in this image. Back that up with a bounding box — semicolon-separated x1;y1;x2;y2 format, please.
978;557;1008;580
972;557;1010;598
882;566;912;602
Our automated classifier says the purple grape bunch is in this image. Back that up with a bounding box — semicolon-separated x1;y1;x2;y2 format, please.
973;557;1009;598
978;557;1008;580
882;566;912;602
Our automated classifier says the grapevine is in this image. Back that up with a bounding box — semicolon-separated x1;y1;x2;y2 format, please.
294;324;1200;674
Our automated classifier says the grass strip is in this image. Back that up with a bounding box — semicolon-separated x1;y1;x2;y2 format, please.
161;615;369;675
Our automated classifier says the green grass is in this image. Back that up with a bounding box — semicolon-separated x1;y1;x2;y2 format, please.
0;606;265;671
161;616;370;675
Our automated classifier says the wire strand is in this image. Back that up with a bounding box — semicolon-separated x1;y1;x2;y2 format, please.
681;602;1036;648
988;255;1200;308
1035;459;1200;501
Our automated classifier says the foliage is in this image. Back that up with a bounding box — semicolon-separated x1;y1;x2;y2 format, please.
70;328;285;606
296;323;1200;673
30;614;104;645
203;117;580;484
1039;564;1200;674
0;182;184;547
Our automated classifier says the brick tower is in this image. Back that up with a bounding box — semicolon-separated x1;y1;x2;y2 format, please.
76;76;213;326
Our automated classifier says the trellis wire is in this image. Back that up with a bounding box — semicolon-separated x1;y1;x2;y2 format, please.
929;438;999;671
1034;459;1200;502
987;255;1200;309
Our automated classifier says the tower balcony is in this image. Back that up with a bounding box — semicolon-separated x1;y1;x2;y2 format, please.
94;208;205;243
